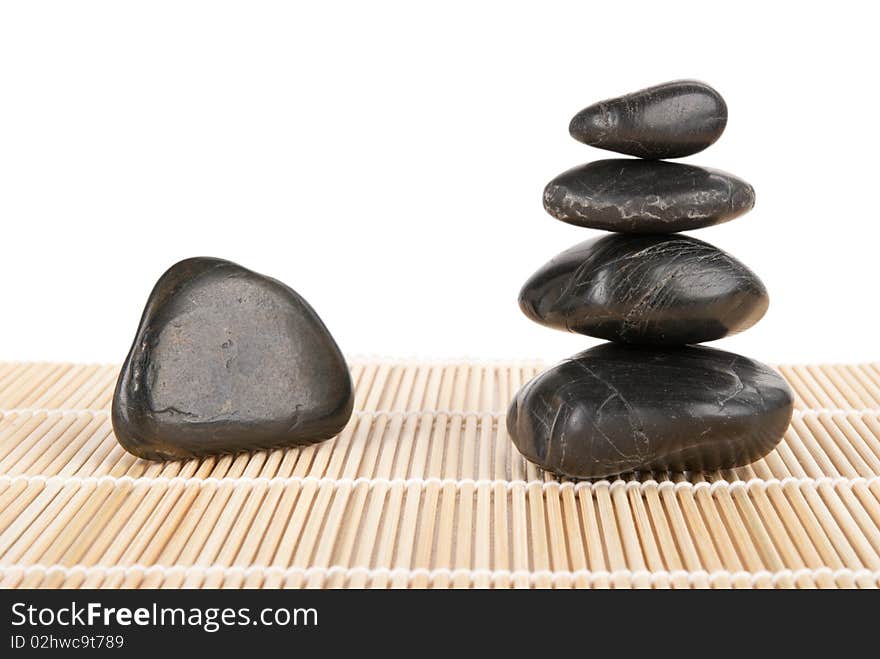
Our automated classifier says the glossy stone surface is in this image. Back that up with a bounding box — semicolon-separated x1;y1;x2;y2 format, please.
569;80;727;159
543;159;755;233
507;344;794;480
112;258;353;460
518;234;768;346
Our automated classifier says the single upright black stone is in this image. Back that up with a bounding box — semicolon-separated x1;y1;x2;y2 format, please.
506;343;794;480
518;233;769;346
112;257;353;461
543;159;755;233
569;80;727;159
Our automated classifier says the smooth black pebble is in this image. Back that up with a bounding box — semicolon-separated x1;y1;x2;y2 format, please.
507;343;794;480
543;159;755;233
112;257;353;460
518;233;768;346
569;79;727;159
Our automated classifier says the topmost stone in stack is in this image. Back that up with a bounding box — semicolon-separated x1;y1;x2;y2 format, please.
569;79;728;159
507;80;794;480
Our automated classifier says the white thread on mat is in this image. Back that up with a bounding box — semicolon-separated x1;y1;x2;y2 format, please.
1;407;879;417
1;564;878;588
0;408;110;415
347;355;549;367
0;473;876;492
2;358;877;370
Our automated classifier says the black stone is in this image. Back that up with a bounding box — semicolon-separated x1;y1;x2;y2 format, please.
519;234;768;346
112;257;353;461
507;344;794;480
569;80;727;159
543;159;755;233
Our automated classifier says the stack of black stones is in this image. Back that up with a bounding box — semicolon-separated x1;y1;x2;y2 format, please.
507;80;795;480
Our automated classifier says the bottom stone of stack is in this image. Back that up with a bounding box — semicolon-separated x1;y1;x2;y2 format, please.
506;343;794;480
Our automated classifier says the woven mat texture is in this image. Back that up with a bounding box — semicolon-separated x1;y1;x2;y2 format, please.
1;360;880;589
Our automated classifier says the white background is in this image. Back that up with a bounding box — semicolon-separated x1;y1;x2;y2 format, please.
0;1;877;365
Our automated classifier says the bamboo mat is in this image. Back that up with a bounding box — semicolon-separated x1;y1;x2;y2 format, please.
1;360;880;589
